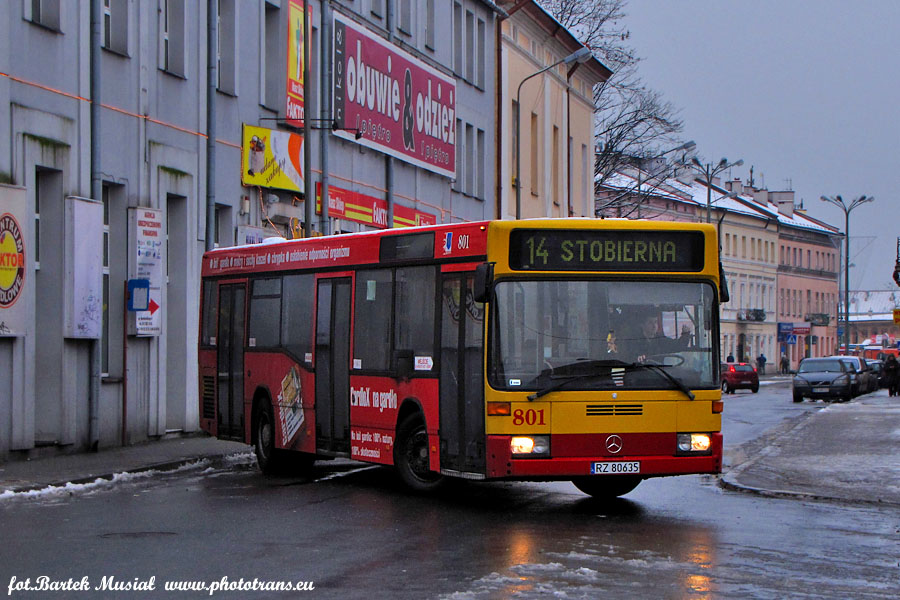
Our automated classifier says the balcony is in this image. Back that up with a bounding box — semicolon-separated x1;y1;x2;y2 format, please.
736;308;766;322
805;313;831;327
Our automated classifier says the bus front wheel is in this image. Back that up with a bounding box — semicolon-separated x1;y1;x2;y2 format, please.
254;400;288;475
571;476;641;499
394;414;444;493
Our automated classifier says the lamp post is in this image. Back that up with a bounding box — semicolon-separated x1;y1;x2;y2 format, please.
689;157;744;223
515;46;593;220
820;194;874;352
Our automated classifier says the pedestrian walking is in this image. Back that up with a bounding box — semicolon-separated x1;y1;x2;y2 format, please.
726;353;735;363
780;354;790;374
757;353;767;375
883;354;899;396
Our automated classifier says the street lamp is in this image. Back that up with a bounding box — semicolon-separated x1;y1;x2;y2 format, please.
820;194;874;352
515;46;593;220
689;156;744;223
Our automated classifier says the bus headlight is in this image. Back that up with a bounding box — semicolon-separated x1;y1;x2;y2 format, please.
510;436;550;456
677;433;711;453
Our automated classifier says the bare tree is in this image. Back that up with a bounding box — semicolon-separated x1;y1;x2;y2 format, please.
537;0;685;193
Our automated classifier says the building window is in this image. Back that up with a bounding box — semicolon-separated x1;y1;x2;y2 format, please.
453;3;462;75
216;0;236;94
370;0;383;19
465;10;474;82
511;100;519;194
25;0;61;31
425;0;435;49
453;118;463;192
102;0;129;55
530;112;539;195
397;0;412;35
263;1;280;109
476;128;485;201
551;125;560;207
465;124;475;196
160;0;186;77
476;18;486;88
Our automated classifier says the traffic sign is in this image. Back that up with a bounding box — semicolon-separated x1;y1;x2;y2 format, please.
786;334;797;345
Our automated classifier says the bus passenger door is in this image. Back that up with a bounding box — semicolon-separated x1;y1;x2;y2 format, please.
439;273;486;474
216;283;246;440
315;277;352;454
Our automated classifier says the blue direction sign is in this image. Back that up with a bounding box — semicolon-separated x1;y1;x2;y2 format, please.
785;334;798;345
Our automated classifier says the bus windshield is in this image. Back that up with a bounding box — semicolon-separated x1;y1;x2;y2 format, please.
489;279;718;391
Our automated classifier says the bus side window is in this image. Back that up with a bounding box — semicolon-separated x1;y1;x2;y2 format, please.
354;269;393;371
282;274;314;367
248;278;282;348
395;266;437;372
201;280;218;345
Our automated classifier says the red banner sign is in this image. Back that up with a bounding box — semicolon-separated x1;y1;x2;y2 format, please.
332;12;456;178
316;183;436;229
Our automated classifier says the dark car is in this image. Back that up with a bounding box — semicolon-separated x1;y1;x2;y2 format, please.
721;362;759;393
792;357;852;403
866;359;886;388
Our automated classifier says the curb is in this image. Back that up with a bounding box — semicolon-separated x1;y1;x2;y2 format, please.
719;405;900;508
1;452;253;496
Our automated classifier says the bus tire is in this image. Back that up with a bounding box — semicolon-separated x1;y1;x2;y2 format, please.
571;476;641;499
254;399;288;476
394;413;444;493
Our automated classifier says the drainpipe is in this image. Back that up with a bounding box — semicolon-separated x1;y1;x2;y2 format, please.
206;0;217;251
89;0;102;450
303;0;313;236
319;0;331;235
385;0;394;227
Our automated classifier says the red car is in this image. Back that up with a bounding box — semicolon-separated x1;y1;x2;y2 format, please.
721;362;759;394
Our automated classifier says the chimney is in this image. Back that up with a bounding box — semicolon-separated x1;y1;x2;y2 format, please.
770;190;796;218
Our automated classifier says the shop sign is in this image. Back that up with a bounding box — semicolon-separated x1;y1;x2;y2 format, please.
316;183;436;229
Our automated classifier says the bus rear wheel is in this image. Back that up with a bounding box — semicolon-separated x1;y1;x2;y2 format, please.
571;476;641;499
394;414;444;493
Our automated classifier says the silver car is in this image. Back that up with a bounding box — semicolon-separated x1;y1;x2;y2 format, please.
834;356;875;396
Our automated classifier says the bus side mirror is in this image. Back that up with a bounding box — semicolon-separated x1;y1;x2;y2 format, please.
719;262;730;303
473;262;494;303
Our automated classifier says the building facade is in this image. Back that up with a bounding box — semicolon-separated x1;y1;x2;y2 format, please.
497;1;609;220
0;0;508;458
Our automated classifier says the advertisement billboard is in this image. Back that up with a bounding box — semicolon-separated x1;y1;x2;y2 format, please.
332;12;456;178
241;124;304;193
285;0;312;128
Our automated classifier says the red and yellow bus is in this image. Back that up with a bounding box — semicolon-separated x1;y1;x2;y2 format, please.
199;219;724;498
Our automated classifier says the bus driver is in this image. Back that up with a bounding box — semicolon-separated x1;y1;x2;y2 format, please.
622;308;692;364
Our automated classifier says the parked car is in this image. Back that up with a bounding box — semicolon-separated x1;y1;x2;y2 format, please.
792;357;853;403
866;359;886;388
835;355;876;395
721;362;759;394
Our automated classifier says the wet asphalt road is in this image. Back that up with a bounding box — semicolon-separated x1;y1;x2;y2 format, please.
1;383;898;599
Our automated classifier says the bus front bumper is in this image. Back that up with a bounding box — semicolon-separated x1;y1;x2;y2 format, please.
484;433;723;480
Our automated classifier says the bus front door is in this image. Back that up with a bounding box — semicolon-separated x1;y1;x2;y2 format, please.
439;273;486;475
315;277;352;454
216;283;245;440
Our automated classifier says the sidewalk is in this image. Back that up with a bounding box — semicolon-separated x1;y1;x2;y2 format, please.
2;393;898;506
722;390;900;506
0;436;249;494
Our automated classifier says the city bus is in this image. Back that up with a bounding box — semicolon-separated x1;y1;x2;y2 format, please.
198;218;724;498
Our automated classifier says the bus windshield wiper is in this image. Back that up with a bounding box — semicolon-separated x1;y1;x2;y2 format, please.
526;359;695;401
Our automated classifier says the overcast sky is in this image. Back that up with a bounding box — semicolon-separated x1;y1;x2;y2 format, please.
623;0;899;290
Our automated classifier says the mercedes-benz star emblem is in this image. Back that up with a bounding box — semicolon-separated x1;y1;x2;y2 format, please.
605;435;623;454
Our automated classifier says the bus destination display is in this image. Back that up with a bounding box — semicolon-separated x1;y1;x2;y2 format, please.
508;229;705;272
